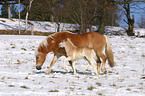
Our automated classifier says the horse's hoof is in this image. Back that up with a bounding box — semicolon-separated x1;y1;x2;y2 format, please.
103;70;107;74
95;74;99;76
45;72;49;75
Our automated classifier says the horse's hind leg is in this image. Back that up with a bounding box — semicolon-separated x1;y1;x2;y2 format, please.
97;52;107;73
85;55;99;76
83;64;90;73
95;54;101;75
83;56;91;73
45;54;59;74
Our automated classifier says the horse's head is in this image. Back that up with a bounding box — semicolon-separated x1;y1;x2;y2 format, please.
35;36;57;70
35;50;46;70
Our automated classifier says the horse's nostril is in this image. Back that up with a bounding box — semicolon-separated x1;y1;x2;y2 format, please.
36;65;41;70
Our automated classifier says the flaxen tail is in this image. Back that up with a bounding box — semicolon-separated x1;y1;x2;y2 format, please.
104;35;115;67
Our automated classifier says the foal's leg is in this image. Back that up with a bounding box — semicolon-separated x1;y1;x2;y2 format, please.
85;54;99;76
72;61;77;75
63;57;73;72
45;54;59;74
83;56;91;73
83;64;90;73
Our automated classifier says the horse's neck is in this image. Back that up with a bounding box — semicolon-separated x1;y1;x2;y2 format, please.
39;45;49;54
65;40;76;50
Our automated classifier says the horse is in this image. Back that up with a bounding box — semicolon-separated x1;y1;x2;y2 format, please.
35;31;115;74
59;38;99;76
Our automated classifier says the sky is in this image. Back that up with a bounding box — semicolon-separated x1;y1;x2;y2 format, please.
0;3;144;28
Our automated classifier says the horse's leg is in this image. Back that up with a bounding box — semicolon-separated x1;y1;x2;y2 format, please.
63;57;73;72
85;54;99;76
68;61;74;72
83;64;90;73
45;54;59;74
72;61;77;75
83;56;91;73
95;54;101;75
97;52;107;73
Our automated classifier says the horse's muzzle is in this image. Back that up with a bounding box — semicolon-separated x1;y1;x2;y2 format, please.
36;64;41;70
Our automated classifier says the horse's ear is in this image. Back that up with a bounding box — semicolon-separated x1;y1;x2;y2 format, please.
48;35;54;40
59;41;65;47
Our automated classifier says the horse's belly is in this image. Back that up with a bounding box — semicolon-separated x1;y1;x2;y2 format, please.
74;53;85;60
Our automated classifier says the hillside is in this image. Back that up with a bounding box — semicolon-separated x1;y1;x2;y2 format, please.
0;18;145;36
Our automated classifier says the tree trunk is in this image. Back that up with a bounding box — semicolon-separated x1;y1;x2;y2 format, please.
18;0;20;35
127;15;135;36
124;3;134;36
25;0;33;33
8;3;11;19
97;6;106;34
57;23;60;32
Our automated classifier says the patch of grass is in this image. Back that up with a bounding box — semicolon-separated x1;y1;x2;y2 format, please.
25;76;29;79
11;46;16;48
126;88;131;91
8;85;15;87
15;60;21;64
20;85;30;89
87;85;95;91
46;24;51;27
96;82;101;86
98;93;103;96
140;76;145;79
110;83;116;86
21;48;27;51
0;20;6;22
7;77;17;79
69;87;74;91
28;22;34;25
49;90;59;92
10;19;15;22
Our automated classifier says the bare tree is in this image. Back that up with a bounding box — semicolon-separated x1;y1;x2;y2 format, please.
137;15;145;28
116;0;145;36
25;0;33;33
63;0;98;33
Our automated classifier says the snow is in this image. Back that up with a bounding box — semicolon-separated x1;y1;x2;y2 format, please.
0;17;145;95
0;35;145;96
0;18;145;36
0;18;79;32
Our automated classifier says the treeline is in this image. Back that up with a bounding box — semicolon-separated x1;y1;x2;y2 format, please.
0;0;145;35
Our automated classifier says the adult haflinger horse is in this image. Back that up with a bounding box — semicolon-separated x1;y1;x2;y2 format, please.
35;31;115;75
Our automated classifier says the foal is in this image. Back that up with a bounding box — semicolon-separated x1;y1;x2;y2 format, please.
60;38;99;76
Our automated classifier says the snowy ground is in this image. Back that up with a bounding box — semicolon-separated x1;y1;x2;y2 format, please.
0;35;145;96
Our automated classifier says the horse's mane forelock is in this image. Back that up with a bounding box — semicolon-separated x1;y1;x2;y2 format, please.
37;38;48;53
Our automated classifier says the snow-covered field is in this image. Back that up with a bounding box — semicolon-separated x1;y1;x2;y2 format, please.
0;35;145;96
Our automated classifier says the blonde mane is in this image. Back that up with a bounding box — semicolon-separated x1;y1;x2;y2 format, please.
36;38;48;55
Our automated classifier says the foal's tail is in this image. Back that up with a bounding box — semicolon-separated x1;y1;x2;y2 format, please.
104;35;115;67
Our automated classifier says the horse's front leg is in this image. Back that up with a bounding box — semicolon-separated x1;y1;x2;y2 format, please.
63;57;73;72
45;54;59;74
72;61;77;75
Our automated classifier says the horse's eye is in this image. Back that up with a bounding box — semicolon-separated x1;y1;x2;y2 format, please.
36;56;39;59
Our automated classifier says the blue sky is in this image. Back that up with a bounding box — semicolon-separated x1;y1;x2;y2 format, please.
0;3;144;28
